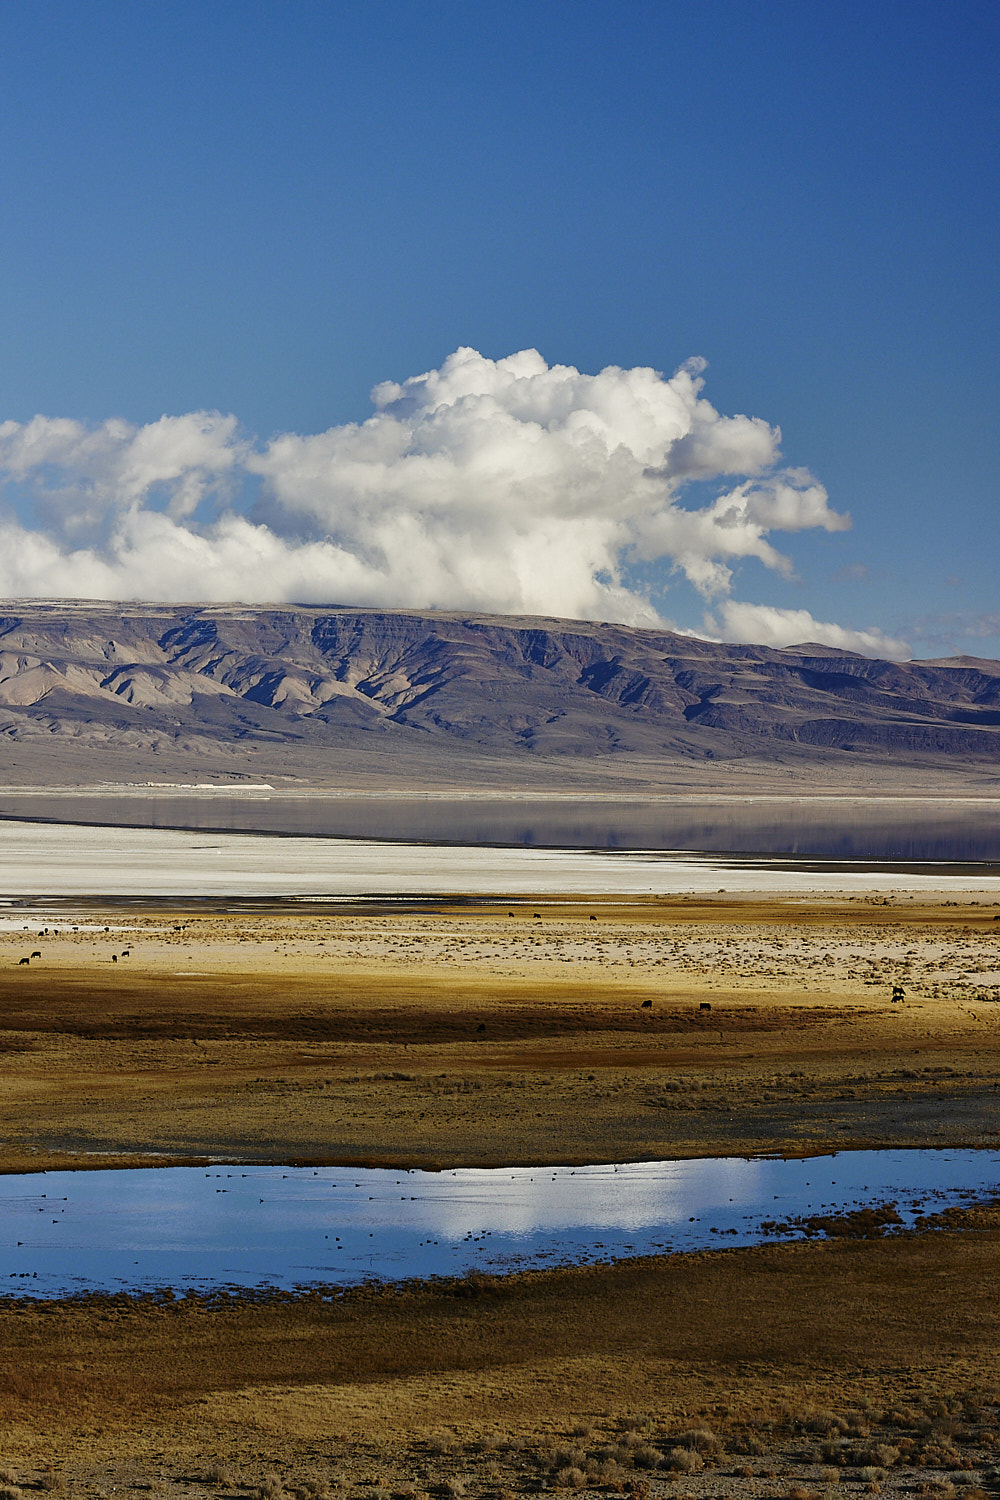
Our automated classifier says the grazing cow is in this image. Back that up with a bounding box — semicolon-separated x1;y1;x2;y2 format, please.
18;957;28;966
699;1002;712;1012
891;985;905;1003
477;1022;486;1033
31;951;41;959
533;913;541;920
640;999;653;1009
112;954;118;963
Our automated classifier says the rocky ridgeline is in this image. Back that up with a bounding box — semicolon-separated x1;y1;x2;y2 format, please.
0;600;998;771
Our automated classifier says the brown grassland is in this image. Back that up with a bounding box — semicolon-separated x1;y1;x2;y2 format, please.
0;894;998;1496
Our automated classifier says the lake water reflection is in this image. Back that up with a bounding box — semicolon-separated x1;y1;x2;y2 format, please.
1;792;1000;860
1;1149;996;1299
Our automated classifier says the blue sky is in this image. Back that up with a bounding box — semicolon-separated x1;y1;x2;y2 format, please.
0;0;996;659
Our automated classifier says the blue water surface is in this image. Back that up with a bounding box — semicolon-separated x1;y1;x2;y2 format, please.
0;1148;996;1299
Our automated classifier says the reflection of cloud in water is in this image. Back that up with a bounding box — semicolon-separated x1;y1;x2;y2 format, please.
2;1151;998;1299
350;1160;768;1240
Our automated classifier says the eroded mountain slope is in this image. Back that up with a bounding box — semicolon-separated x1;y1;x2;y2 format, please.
0;601;997;785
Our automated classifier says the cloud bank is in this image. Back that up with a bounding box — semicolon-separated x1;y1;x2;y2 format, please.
0;346;903;655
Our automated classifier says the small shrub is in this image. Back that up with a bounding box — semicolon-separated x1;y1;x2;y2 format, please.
392;1487;419;1500
663;1449;702;1475
805;1413;847;1437
586;1459;624;1487
206;1469;234;1488
548;1448;586;1473
40;1476;65;1495
0;1487;23;1500
677;1427;719;1454
0;1475;17;1490
554;1469;586;1491
569;1424;592;1440
630;1447;662;1471
853;1445;899;1469
442;1481;467;1500
257;1478;284;1500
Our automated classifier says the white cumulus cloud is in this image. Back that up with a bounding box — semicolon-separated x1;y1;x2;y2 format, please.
708;601;910;659
0;346;888;648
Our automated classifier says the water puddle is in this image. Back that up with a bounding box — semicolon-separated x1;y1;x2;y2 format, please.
0;1149;996;1299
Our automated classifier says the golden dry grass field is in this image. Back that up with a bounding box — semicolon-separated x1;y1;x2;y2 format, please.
0;894;998;1495
1;895;999;1170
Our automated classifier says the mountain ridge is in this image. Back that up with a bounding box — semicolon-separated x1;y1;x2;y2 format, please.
0;601;997;791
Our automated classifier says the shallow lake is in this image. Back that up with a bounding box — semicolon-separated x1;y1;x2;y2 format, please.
1;1149;996;1299
3;791;1000;859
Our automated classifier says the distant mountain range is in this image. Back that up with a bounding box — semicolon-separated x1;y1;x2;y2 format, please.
0;602;997;790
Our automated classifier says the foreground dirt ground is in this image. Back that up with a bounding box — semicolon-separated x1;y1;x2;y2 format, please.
0;894;998;1169
0;893;998;1494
